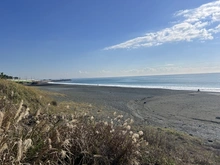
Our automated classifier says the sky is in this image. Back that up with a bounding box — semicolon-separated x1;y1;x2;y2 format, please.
1;0;220;79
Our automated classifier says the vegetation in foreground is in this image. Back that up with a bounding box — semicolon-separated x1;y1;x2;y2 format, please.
0;79;219;165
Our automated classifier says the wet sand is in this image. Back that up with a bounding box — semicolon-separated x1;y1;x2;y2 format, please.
37;84;220;142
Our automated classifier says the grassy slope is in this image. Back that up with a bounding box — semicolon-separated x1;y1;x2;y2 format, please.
0;79;219;165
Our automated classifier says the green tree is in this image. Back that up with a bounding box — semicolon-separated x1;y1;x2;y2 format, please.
0;72;4;79
0;72;13;79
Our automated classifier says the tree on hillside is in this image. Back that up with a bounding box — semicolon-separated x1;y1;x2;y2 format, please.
0;72;13;79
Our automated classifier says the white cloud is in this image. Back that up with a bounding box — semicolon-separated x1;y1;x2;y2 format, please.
104;0;220;50
79;70;89;74
99;70;111;74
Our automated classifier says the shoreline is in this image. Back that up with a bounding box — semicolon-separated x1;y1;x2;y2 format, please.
47;82;220;93
36;84;220;142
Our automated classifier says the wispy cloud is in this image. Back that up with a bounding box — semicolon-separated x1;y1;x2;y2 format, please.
104;1;220;50
120;63;220;76
79;70;89;74
99;70;111;74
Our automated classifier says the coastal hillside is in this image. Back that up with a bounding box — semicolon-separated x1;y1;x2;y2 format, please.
0;79;219;165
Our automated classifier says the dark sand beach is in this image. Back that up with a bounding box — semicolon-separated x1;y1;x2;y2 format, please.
37;84;220;143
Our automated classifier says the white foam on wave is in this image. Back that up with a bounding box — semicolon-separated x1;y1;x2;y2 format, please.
48;82;220;93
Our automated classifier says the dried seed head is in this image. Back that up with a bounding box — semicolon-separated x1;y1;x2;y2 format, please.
5;121;11;131
16;111;25;123
132;138;137;143
125;118;130;123
56;129;61;143
110;129;115;133
135;151;141;156
0;111;4;128
23;139;33;153
35;108;41;118
62;139;71;147
141;140;149;147
138;131;144;136
23;108;30;118
16;139;23;162
116;115;123;119
11;91;14;97
132;133;139;139
60;150;67;159
48;138;52;149
94;154;102;158
123;122;128;126
42;125;50;132
70;119;78;123
104;121;108;126
110;119;113;125
126;125;131;130
131;159;140;165
70;114;74;119
48;145;52;150
0;143;8;153
122;130;127;135
14;100;23;119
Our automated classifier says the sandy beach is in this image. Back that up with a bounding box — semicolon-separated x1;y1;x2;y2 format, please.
37;84;220;143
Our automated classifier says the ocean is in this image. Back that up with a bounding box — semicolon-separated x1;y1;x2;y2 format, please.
51;73;220;92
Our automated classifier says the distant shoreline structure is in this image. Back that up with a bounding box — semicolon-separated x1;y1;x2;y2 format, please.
9;78;71;86
50;79;72;82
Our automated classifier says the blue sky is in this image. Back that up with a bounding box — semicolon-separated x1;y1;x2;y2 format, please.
1;0;220;79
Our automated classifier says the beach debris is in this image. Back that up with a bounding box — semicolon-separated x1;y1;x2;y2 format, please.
208;139;213;143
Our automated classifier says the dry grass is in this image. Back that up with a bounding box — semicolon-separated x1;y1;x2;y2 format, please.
0;80;145;164
138;126;220;165
0;79;219;165
0;100;145;164
0;79;51;111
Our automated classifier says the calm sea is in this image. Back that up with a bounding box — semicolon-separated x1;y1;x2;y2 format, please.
53;73;220;92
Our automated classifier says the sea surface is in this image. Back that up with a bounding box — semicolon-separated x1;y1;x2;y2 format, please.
51;73;220;92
